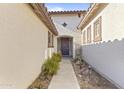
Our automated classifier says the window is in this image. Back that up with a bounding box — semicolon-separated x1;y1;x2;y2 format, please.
78;13;81;18
87;25;91;43
48;31;54;47
62;22;67;27
48;31;51;47
52;34;54;47
83;30;86;44
93;16;102;42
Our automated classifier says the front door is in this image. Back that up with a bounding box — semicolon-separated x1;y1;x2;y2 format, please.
61;38;69;56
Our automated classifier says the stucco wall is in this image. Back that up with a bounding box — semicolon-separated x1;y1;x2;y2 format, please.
0;4;54;88
51;14;83;31
51;14;83;58
54;22;81;58
81;4;124;88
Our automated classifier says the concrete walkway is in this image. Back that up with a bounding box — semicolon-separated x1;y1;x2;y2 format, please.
48;58;80;89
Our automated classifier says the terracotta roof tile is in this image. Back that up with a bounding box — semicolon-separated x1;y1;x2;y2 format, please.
49;10;86;15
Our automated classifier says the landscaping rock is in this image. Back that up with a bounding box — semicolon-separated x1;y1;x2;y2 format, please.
71;60;118;89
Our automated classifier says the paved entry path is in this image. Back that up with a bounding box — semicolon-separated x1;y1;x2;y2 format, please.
48;58;80;89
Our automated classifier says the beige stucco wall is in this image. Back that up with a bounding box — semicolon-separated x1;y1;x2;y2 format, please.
0;4;55;88
81;4;124;88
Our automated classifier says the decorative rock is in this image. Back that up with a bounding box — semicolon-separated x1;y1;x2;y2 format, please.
78;74;82;78
75;60;81;65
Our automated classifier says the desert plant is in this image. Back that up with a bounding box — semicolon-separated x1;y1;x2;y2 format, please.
42;56;60;76
52;52;62;62
50;57;59;75
56;52;62;61
42;58;52;75
29;53;61;89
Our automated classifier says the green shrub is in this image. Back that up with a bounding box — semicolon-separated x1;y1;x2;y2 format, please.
29;53;62;89
50;57;59;75
42;57;60;76
42;58;51;75
52;52;62;62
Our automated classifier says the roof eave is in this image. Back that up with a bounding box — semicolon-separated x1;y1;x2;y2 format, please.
77;3;98;30
78;3;108;30
28;3;58;36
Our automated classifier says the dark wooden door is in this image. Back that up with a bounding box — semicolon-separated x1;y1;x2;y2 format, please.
61;38;69;56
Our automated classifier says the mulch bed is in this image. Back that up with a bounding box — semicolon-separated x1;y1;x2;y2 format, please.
71;59;118;89
28;72;53;89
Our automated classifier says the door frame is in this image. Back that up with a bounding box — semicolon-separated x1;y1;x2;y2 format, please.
57;36;73;57
61;37;70;56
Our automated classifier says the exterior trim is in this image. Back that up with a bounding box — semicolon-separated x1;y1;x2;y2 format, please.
28;3;58;36
48;31;54;48
93;16;102;42
87;25;91;43
78;3;108;30
83;30;86;44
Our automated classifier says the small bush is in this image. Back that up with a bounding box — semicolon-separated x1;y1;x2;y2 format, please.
42;58;52;75
42;53;61;76
29;53;62;89
52;52;62;62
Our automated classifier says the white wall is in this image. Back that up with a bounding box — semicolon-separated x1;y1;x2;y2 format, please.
54;22;81;58
0;4;55;88
81;4;124;88
51;14;83;58
51;14;83;31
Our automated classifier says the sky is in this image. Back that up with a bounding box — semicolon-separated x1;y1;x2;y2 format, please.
45;3;91;11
